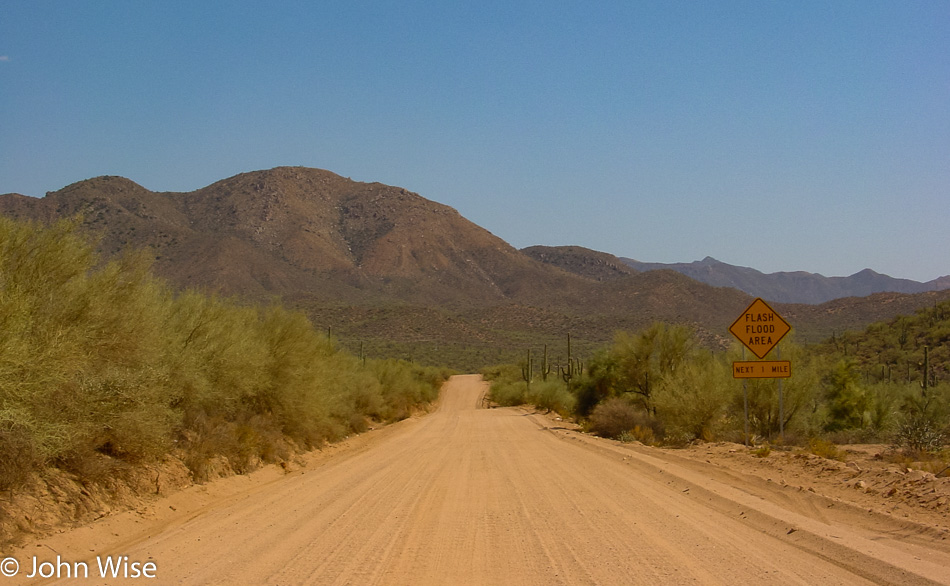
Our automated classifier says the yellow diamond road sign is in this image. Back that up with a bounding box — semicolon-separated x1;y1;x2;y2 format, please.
729;298;790;359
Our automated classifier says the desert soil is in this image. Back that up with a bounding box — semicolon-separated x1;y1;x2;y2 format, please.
10;374;950;585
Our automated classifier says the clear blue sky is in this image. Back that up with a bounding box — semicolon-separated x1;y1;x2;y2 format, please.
2;1;948;281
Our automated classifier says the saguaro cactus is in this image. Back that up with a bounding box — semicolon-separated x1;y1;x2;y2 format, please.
921;346;930;397
540;344;552;381
560;333;579;387
521;348;533;393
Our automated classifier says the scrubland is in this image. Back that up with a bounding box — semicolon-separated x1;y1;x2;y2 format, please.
486;317;950;464
0;217;450;496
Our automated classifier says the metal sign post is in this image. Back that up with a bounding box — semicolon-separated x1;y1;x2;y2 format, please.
742;347;749;446
731;298;792;444
778;345;784;441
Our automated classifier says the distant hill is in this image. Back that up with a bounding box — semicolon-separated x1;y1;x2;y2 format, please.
812;299;950;384
619;256;949;304
522;244;950;342
4;167;948;369
521;245;636;282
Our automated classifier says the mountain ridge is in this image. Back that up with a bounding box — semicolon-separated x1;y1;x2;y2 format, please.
0;168;584;307
619;255;949;304
3;167;948;368
521;246;949;304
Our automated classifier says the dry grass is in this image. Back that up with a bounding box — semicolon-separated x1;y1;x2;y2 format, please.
807;438;847;461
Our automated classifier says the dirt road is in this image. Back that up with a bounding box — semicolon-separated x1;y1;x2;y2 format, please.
18;375;950;584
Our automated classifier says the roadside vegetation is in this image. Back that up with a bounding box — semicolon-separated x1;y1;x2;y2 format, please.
0;218;451;491
485;305;949;460
2;214;945;494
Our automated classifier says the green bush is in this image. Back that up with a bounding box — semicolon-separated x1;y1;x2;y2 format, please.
823;359;870;431
0;217;447;488
371;359;441;421
526;380;576;415
490;380;528;406
653;353;730;442
485;362;575;414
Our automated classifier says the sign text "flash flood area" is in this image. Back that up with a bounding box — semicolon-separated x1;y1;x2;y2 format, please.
728;298;790;359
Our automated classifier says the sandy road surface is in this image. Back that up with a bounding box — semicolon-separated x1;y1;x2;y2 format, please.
16;375;950;585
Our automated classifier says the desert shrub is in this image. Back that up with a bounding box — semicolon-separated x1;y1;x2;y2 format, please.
0;219;172;478
807;438;846;461
0;217;446;489
165;293;271;419
370;359;445;421
180;410;297;481
823;359;870;431
490;380;527;406
727;341;824;441
617;425;656;445
574;353;614;417
0;410;45;490
105;402;178;462
604;324;695;414
526;380;576;415
418;365;455;390
481;363;525;388
485;364;576;414
589;397;660;440
752;445;772;458
653;352;730;442
865;382;906;435
894;413;946;455
327;362;384;432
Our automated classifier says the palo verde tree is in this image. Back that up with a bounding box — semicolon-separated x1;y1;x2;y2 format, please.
583;323;695;415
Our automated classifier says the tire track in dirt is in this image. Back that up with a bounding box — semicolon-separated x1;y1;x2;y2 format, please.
535;422;950;585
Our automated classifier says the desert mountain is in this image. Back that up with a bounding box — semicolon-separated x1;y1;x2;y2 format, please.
0;168;579;308
3;167;949;369
620;256;949;304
